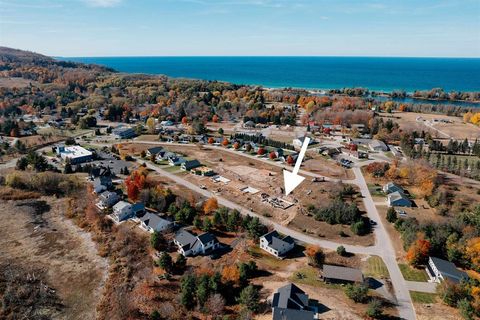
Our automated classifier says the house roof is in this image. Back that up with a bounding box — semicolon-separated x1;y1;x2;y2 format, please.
322;264;364;282
430;257;469;283
262;230;295;251
147;146;163;155
183;159;201;169
140;212;171;229
272;283;310;310
369;139;388;149
388;191;411;204
272;308;315;320
197;232;218;245
113;201;130;211
384;182;403;192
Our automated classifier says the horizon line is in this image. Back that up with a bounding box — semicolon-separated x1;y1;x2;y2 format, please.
57;55;480;59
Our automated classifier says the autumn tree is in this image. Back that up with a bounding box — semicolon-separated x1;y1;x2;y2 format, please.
181;116;188;125
466;237;480;272
269;151;277;160
286;155;295;165
257;147;266;155
203;197;218;214
221;264;240;285
305;245;325;267
233;142;240;150
125;169;146;201
146;117;156;134
406;238;431;267
208;137;214;144
221;138;229;147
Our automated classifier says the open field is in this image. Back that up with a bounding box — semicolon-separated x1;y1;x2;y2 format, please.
380;112;480;141
364;255;390;278
0;195;108;320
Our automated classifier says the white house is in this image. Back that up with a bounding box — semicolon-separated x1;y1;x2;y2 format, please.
174;229;220;256
383;182;404;194
293;136;313;150
426;256;469;284
96;191;119;210
138;212;173;233
112;201;145;223
260;230;295;258
369;139;389;152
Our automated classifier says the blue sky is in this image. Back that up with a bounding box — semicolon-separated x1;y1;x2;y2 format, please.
0;0;479;57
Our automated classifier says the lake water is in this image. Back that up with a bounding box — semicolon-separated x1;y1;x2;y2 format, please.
62;56;480;106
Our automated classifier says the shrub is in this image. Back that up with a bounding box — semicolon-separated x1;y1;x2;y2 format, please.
344;283;369;303
386;207;397;223
314;200;361;225
366;299;383;318
337;245;347;256
350;218;370;236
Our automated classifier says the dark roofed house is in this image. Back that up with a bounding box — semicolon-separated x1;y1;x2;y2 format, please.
174;229;220;256
146;146;164;157
426;257;469;284
181;159;202;171
260;230;295;258
383;182;404;194
387;191;412;207
272;283;315;320
321;264;364;284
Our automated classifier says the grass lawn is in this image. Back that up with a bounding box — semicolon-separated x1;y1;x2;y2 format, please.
364;256;390;278
410;291;437;304
399;264;429;282
162;166;182;173
247;246;290;270
367;184;385;197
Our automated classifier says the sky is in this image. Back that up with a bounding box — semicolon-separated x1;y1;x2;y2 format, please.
0;0;479;57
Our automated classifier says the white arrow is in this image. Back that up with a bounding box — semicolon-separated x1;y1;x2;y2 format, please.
283;136;310;195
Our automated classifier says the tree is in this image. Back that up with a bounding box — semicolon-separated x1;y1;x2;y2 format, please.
386;207;397;223
257;147;266;156
202;217;213;232
212;114;219;123
180;274;196;309
438;280;469;307
222;265;240;285
208;137;214;144
157;252;173;273
16;157;28;170
286;155;295;165
203;197;219;214
125;169;146;201
175;254;187;273
218;127;224;135
222;138;229;147
269;151;277;160
233;141;240;150
150;231;164;250
406;238;431;267
351;219;370;236
305;245;325;267
146;117;156;134
337;245;347;256
344;283;369;303
181;116;188;125
150;310;161;320
196;274;211;307
205;293;225;317
458;298;475;320
238;285;259;312
366;299;383;318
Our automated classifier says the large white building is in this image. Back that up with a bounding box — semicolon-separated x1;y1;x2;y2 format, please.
56;145;93;164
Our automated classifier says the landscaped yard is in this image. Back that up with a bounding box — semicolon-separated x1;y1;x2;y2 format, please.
247;245;291;270
399;264;429;282
410;291;437;304
363;255;390;278
367;184;384;197
289;266;324;288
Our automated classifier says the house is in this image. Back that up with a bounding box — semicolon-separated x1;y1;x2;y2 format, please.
138;212;173;233
387;191;412;207
181;159;202;171
351;123;367;133
112;201;145;222
146;146;164;157
426;257;469;284
112;126;136;139
93;176;112;194
319;147;340;157
321;264;364;284
56;145;93;164
271;283;315;320
293;136;313;149
96;191;120;210
244;120;255;128
89;166;112;180
160;120;174;127
168;156;186;166
192;166;215;176
174;229;220;256
383;182;404;194
369;139;389;152
155;150;175;161
260;230;295;258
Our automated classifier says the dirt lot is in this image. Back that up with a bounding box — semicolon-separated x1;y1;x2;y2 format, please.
0;196;108;320
414;302;462;320
380;112;480;141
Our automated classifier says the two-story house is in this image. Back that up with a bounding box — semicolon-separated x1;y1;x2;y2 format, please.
260;230;295;258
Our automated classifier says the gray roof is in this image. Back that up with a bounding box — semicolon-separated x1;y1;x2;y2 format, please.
140;212;171;229
430;257;469;283
262;230;295;251
322;264;364;282
272;283;314;320
175;229;198;250
370;139;388;150
388;191;412;205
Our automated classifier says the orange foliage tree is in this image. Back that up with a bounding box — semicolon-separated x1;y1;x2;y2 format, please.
125;169;146;201
269;151;277;160
286;155;295;165
406;238;431;267
257;147;266;155
233;142;240;150
466;237;480;272
203;197;218;214
208;137;214;144
181;116;188;125
222;138;229;147
221;265;240;285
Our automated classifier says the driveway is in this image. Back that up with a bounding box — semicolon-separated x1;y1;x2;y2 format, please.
405;281;437;294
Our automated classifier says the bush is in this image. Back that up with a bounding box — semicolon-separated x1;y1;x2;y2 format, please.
344;283;369;303
386;207;397;223
350;218;370;236
366;299;383;318
337;245;347;256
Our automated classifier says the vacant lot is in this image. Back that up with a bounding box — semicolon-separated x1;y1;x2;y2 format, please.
0;196;108;320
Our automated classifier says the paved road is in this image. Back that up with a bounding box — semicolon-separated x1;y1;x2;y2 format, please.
353;166;415;320
405;281;437;294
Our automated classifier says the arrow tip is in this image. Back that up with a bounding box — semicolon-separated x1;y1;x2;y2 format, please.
283;169;305;196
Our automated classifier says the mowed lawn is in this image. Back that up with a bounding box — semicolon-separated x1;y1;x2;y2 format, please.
364;256;390;278
410;291;437;304
399;264;429;282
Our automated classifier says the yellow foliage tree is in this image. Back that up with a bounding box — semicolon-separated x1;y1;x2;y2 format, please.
203;197;218;214
146;117;156;134
466;237;480;271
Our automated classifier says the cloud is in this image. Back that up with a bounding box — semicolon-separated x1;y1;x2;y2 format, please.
83;0;122;7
